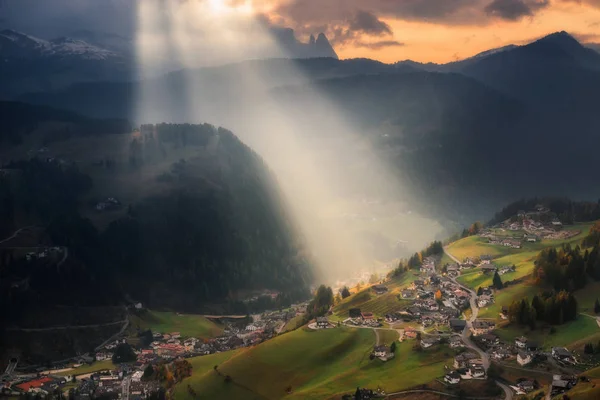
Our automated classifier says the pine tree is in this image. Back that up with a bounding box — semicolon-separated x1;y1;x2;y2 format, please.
493;271;503;290
595;298;600;314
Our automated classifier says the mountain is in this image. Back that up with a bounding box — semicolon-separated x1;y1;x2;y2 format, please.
586;43;600;54
0;29;119;60
67;29;134;55
17;57;408;123
458;31;600;127
0;29;133;99
0;104;312;317
271;28;338;59
395;44;518;72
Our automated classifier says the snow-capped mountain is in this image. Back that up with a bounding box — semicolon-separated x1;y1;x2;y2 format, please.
0;29;117;60
0;29;132;99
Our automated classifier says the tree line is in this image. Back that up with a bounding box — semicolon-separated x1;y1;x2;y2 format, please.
507;290;578;329
390;240;443;276
533;243;600;292
489;197;600;226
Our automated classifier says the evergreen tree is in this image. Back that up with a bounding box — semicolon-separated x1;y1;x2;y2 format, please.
492;271;503;290
595;298;600;314
341;287;351;299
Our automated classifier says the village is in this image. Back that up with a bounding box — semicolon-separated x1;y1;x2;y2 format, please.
324;247;584;398
1;301;309;399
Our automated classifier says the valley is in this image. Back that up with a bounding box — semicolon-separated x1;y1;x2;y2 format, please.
2;3;600;398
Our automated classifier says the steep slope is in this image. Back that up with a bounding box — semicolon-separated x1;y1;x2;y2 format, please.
0;113;311;320
460;31;600;103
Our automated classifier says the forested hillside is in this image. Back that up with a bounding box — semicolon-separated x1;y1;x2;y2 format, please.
0;121;311;325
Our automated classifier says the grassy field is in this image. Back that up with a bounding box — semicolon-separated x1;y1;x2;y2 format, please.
174;327;453;400
55;360;115;377
283;314;306;332
477;282;539;319
447;222;594;265
494;316;599;349
129;310;223;338
377;329;399;345
332;272;419;319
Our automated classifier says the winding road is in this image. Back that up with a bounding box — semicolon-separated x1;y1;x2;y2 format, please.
444;247;513;400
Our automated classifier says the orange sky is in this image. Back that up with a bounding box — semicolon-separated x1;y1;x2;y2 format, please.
262;0;600;63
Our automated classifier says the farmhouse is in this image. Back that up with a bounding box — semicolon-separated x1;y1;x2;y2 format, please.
316;317;329;329
454;353;479;369
516;381;535;393
444;371;461;385
401;289;415;299
480;265;497;274
517;351;532;366
470;320;495;336
403;328;418;339
552;347;574;363
448;319;467;332
372;285;388;295
373;345;388;358
515;336;528;348
449;336;463;348
470;366;486;379
477;295;493;308
361;312;374;320
420;337;439;349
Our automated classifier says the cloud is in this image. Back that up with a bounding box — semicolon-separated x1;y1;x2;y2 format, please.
348;11;392;36
573;32;600;42
273;0;486;28
484;0;549;21
354;40;405;49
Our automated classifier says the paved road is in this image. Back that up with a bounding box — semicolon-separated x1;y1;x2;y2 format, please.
122;376;131;400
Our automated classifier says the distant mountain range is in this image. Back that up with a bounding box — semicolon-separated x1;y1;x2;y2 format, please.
4;29;600;226
0;27;337;98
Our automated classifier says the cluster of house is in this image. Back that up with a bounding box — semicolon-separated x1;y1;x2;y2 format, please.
4;302;309;399
419;257;437;274
1;365;161;400
384;276;473;330
95;197;121;211
550;374;578;396
443;351;486;384
486;236;522;249
345;310;383;328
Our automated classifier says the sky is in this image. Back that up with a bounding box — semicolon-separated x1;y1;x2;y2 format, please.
0;0;599;63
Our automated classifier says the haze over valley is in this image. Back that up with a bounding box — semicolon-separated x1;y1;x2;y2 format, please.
2;1;600;399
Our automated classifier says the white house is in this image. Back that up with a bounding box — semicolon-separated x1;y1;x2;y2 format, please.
470;366;486;379
373;345;388;358
444;371;461;385
317;317;329;329
517;351;532;366
515;336;528;349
